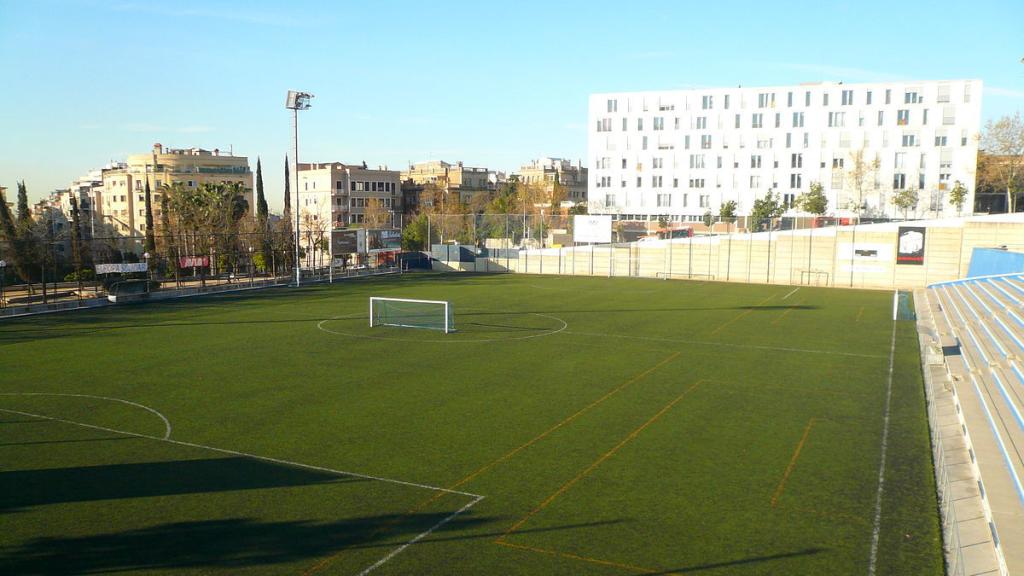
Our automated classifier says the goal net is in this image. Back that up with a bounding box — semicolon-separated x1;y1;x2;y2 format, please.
369;297;454;333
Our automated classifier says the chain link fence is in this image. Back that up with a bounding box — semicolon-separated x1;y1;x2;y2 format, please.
417;213;1024;290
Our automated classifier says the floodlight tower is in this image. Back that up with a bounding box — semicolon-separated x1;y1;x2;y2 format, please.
285;90;314;287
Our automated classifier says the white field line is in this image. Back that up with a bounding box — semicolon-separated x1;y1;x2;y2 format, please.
562;330;886;360
356;494;486;576
781;287;800;300
866;320;898;576
318;313;568;344
0;392;172;440
0;406;487;575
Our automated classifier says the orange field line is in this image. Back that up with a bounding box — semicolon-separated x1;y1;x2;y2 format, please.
770;417;817;508
495;540;666;574
301;351;681;576
710;293;776;335
771;300;803;325
498;379;704;541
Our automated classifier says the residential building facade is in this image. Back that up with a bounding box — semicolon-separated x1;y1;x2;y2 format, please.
514;157;588;204
296;162;402;263
401;160;494;204
588;80;982;222
101;144;253;237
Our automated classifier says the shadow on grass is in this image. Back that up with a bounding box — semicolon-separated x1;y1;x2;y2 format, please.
643;547;827;574
0;435;132;448
0;457;361;512
0;514;490;575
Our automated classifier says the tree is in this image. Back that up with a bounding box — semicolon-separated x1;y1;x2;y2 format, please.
949;180;969;216
362;198;391;229
892;189;919;219
255;157;268;221
143;180;156;254
719;200;737;221
702;211;713;228
796;181;828;215
749;190;784;231
980;112;1024;212
844;148;881;214
401;212;429;251
658;215;670;229
282;155;294;269
16;181;31;230
159;185;178;280
0;188;32;284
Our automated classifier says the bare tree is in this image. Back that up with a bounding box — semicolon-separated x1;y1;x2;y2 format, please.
844;148;881;215
980;113;1024;212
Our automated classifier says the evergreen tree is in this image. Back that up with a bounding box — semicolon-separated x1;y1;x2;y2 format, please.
256;157;268;220
144;180;156;253
0;188;31;283
16;180;32;232
160;187;178;279
283;155;291;217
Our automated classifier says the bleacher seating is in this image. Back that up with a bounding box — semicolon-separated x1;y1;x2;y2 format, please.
924;273;1024;574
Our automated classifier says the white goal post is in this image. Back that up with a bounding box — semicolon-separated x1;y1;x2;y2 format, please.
369;297;454;333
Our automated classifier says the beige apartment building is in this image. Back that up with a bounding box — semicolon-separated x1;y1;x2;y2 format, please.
295;162;402;264
515;157;588;204
101;143;253;237
401;160;493;204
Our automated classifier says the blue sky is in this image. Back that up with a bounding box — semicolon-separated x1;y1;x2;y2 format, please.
1;0;1022;213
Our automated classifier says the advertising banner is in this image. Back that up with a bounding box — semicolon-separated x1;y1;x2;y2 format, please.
178;256;210;268
573;215;612;244
95;263;148;274
896;227;926;265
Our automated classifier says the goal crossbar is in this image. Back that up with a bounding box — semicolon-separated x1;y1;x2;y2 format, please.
369;297;454;333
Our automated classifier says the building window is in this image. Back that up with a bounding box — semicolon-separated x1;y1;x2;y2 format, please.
828;112;845;127
701;135;712;149
790;174;802;189
652;157;664;169
841;90;853;105
699;194;710;208
652;176;663;188
734;114;741;129
832;158;845;169
791;153;803;168
607;99;618;113
943;106;955;125
636;177;642;187
805;91;811;106
904;91;921;104
752;113;763;128
866;90;873;105
751;155;762;169
656;193;671;207
787;91;793;107
935;131;948;147
689;178;705;189
893;173;906;190
702;95;713;109
653;117;664;130
792;111;803;127
897;110;910;126
724;94;730;109
694;116;707;129
885;89;892;104
783;193;796;208
901;133;918;147
750;175;761;188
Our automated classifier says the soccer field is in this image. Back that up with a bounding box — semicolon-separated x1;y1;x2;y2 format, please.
0;273;942;575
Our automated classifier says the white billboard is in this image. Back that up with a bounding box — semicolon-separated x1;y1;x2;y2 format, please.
573;215;612;244
96;263;149;274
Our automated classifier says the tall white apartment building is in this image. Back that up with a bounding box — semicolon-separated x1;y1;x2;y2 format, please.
588;80;982;222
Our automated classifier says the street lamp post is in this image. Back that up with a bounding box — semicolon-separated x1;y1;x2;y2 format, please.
0;260;6;309
248;245;254;286
143;252;151;292
285;90;314;287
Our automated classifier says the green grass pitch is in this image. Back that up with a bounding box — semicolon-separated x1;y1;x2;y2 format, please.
0;273;942;575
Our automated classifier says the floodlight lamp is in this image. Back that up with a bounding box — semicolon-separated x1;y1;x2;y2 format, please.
285;90;314;110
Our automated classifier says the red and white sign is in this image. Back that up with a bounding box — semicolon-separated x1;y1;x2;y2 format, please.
178;256;210;268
